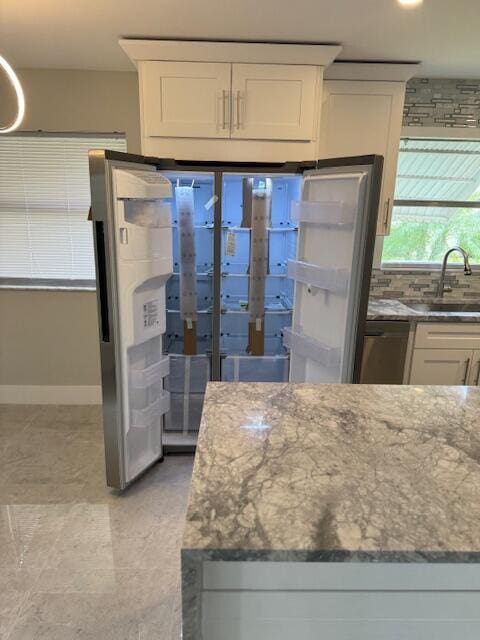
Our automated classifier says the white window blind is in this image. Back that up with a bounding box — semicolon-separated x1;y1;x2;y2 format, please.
0;133;126;284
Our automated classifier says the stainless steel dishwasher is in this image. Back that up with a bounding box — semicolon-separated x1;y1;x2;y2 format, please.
360;321;410;384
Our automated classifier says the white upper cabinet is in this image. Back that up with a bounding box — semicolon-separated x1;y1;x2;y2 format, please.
139;61;319;142
230;64;319;141
318;80;406;235
141;61;231;139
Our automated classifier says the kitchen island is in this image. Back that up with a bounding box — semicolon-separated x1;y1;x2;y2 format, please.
181;383;480;640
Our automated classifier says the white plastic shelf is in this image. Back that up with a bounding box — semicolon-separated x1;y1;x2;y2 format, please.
283;327;341;369
287;260;349;293
290;200;353;226
131;391;170;429
130;356;170;389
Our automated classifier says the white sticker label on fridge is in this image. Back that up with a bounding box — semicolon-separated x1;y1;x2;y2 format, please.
143;300;159;328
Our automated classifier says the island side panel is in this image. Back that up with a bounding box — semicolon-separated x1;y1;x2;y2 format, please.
200;561;480;640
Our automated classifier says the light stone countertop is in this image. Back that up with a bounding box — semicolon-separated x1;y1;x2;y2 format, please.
182;382;480;563
368;297;480;322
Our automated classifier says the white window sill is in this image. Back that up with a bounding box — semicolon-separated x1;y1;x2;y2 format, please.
0;279;96;291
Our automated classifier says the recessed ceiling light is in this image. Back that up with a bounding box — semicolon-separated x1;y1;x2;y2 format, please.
398;0;424;6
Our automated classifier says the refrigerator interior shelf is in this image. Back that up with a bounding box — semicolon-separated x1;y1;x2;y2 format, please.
221;272;289;279
167;308;213;315
172;223;214;229
172;271;212;278
291;200;353;226
287;260;349;293
283;326;341;369
131;391;170;429
221;225;297;232
130;356;170;389
221;297;292;314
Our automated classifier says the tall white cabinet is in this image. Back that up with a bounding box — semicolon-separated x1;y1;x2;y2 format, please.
318;77;407;235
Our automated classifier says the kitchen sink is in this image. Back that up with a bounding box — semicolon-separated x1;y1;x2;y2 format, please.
406;302;480;313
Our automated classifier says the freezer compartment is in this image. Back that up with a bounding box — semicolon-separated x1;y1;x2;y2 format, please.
221;355;289;382
171;225;213;273
221;311;291;356
165;311;212;354
221;227;298;276
221;274;294;305
167;274;213;312
165;392;205;434
165;354;211;393
164;354;211;434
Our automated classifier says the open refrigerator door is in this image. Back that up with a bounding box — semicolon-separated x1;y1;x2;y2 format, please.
90;151;173;489
285;156;383;383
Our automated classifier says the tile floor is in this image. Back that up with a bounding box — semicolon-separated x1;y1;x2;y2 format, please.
0;404;194;640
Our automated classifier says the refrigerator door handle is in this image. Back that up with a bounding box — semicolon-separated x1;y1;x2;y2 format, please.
95;221;110;343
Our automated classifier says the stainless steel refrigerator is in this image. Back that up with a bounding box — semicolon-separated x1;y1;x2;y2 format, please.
89;151;383;489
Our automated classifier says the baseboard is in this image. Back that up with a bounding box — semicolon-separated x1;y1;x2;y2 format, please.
0;385;102;405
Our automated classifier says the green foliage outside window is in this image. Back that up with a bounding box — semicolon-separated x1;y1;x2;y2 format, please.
383;207;480;265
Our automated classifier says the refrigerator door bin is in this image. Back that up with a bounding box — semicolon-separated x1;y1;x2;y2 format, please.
130;356;170;389
283;326;341;369
287;260;349;293
291;200;353;226
131;391;170;429
221;355;289;382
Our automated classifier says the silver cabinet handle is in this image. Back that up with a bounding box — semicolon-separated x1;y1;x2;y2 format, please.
383;198;391;232
475;360;480;386
236;90;242;130
221;90;228;130
462;357;471;385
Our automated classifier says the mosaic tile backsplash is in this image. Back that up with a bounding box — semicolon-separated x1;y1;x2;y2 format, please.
404;78;480;128
370;269;480;300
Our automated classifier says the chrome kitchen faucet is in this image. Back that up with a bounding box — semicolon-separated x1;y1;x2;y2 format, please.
437;247;472;298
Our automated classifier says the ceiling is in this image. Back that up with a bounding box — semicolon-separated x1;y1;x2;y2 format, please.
0;0;479;77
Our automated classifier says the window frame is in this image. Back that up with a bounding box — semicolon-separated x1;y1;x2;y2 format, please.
0;130;126;291
380;127;480;270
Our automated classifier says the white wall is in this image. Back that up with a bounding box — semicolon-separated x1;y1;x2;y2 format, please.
0;68;140;400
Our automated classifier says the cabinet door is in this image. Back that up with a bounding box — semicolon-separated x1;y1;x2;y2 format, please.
140;61;231;139
468;350;480;386
231;64;318;141
409;349;473;385
319;81;406;235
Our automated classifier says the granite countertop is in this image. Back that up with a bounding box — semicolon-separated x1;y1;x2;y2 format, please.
182;382;480;563
368;297;480;322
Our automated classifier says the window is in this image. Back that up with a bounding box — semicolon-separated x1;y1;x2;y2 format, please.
382;138;480;266
0;133;126;287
